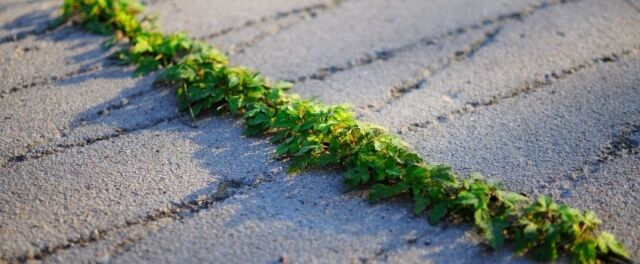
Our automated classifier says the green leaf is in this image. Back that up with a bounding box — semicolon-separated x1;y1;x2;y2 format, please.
384;163;403;178
486;217;508;249
596;231;631;261
187;86;209;101
496;190;529;208
429;165;458;187
413;195;430;215
530;226;559;262
135;56;160;76
530;196;559;214
345;166;370;187
456;191;480;208
474;209;491;231
572;239;597;264
582;210;602;228
228;74;240;87
133;39;151;53
275;143;289;156
369;182;409;202
428;202;448;224
228;95;243;113
176;67;196;80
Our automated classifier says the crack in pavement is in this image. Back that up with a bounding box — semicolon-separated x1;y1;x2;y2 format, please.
1;77;181;170
363;26;503;113
359;227;451;263
0;20;77;47
73;86;160;124
0;27;51;46
559;122;640;199
197;0;348;42
2;115;180;169
288;0;580;84
0;64;105;98
226;10;316;56
3;176;277;263
404;45;640;132
622;0;640;13
0;0;581;170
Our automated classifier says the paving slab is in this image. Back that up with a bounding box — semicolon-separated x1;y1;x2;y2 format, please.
108;173;529;264
365;0;640;129
566;146;640;259
398;53;640;258
0;67;153;166
149;0;329;38
230;0;542;81
0;28;109;95
291;24;496;112
0;116;283;261
400;53;640;191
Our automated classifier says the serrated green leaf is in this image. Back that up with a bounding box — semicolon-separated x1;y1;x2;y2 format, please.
572;240;597;264
457;191;480;208
429;202;448;224
596;231;631;261
228;74;240;87
228;95;243;113
486;217;508;249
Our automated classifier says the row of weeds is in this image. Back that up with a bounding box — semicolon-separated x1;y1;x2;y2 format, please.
55;0;632;263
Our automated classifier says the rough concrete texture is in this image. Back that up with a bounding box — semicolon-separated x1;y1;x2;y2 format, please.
366;0;640;129
1;0;639;263
230;0;542;80
149;0;330;40
0;0;57;42
0;28;109;95
400;53;640;215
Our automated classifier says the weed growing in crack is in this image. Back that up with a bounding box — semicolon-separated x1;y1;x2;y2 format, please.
53;1;632;263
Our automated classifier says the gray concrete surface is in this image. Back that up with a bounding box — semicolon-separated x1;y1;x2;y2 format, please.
0;0;639;263
0;0;57;42
0;28;108;95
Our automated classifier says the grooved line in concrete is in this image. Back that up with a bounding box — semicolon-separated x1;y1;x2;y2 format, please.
2;115;180;168
622;0;640;13
2;178;274;263
74;86;159;123
289;0;580;84
0;0;346;98
404;45;640;132
0;0;581;174
363;229;445;263
0;27;50;46
226;12;315;55
365;26;503;113
0;18;73;46
197;0;348;42
0;1;572;169
559;122;640;199
0;64;104;98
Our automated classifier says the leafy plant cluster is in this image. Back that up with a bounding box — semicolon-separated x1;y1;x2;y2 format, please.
55;1;632;263
58;0;226;75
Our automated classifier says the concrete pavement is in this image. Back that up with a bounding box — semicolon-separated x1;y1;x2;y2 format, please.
1;0;639;262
